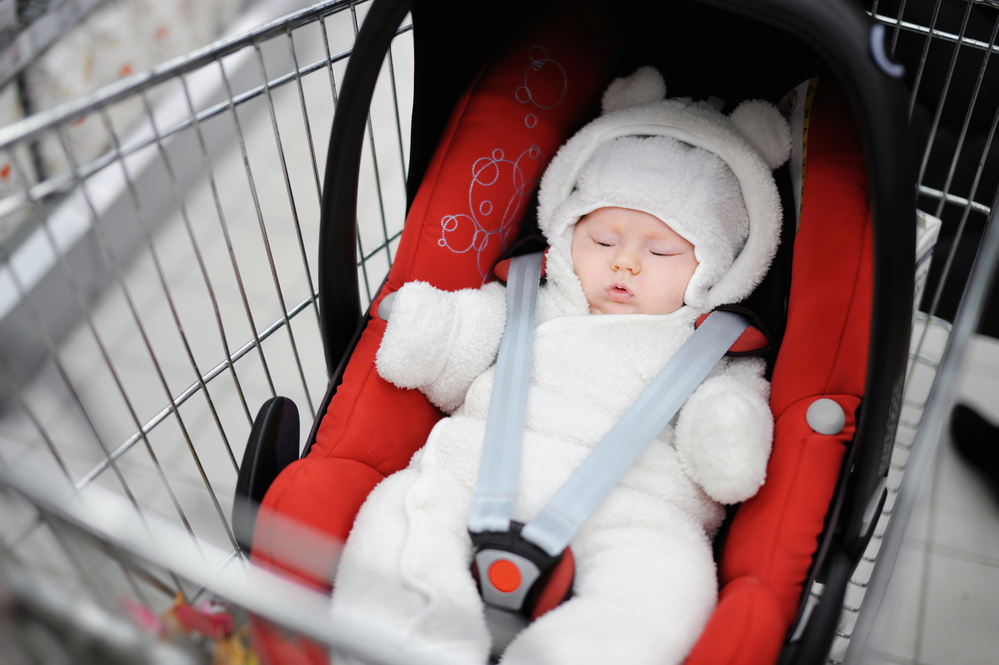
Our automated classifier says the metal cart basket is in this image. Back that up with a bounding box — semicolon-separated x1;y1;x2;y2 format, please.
0;0;994;663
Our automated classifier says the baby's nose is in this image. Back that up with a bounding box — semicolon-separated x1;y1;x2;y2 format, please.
613;249;640;273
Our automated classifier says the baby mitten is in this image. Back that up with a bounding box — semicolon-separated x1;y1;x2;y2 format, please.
674;373;773;504
376;281;507;413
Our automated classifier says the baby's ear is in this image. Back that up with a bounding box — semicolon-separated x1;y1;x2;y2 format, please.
601;66;667;114
729;100;792;169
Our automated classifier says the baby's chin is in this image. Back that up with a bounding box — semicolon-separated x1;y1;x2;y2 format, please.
588;300;681;315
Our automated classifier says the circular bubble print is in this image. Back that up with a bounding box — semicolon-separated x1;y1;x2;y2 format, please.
515;46;567;111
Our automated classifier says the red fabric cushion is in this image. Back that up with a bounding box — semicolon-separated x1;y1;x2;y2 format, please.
251;9;612;653
252;457;383;588
308;5;612;474
769;81;872;420
723;395;857;618
249;615;329;665
687;80;873;664
253;2;612;588
685;576;786;665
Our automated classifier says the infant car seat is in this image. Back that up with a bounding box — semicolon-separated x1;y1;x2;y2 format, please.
236;1;917;663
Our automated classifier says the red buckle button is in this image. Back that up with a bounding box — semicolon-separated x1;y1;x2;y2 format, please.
488;558;521;593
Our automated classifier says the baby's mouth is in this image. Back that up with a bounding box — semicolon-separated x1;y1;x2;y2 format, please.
606;282;634;303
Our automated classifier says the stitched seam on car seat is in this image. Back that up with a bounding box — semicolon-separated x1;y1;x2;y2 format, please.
325;360;378;457
263;461;304;572
759;404;812;585
821;210;871;397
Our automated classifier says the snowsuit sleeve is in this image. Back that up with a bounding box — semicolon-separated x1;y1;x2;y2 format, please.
375;280;507;414
673;355;773;505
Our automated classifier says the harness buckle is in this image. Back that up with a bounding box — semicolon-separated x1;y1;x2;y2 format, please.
470;521;565;614
470;521;572;658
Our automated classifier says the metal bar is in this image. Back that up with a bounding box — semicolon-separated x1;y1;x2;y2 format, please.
844;184;999;665
249;38;317;417
871;10;999;54
286;25;324;334
56;112;211;549
0;0;367;151
0;358;71;481
915;0;974;193
888;0;909;59
920;110;999;327
908;0;946;119
3;151;143;513
387;37;409;183
351;3;395;281
360;227;404;263
137;87;254;428
178;65;278;398
0;49;351;217
319;14;342;106
917;184;991;214
0;22;414;218
76;291;318;487
932;15;999;219
98;105;240;475
320;11;372;304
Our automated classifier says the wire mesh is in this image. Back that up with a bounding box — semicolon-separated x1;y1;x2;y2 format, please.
0;1;413;655
823;2;999;661
0;0;996;662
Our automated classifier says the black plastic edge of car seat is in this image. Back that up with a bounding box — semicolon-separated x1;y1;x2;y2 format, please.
233;396;301;555
317;0;416;378
301;307;377;460
779;552;854;665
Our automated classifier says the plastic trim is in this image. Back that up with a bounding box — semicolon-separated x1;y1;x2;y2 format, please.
317;0;416;376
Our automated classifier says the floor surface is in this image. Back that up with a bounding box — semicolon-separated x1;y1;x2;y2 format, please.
860;332;999;665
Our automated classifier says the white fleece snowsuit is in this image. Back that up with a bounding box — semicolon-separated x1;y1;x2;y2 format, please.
331;67;791;665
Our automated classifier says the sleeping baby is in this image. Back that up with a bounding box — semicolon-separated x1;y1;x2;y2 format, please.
330;66;791;665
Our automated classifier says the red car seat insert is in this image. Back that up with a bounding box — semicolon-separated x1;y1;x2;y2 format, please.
253;4;613;590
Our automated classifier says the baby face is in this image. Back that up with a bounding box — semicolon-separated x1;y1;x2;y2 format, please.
571;207;698;315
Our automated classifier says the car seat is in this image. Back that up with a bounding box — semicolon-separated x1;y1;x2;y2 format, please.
235;1;917;663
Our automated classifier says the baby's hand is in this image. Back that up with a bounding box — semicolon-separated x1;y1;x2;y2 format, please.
674;376;773;504
376;282;460;390
375;280;507;414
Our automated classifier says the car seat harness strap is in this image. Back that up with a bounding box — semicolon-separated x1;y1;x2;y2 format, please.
521;305;750;555
468;251;544;536
469;252;749;623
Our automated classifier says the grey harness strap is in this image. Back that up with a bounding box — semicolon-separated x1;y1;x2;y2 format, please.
521;308;750;555
468;251;544;535
468;252;749;556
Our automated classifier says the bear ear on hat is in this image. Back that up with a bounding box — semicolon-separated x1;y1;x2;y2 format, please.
601;66;667;114
729;99;792;169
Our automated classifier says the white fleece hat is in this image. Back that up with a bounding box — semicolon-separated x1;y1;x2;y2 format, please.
568;134;750;307
537;66;792;310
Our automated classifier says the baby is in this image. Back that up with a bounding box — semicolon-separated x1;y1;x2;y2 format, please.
330;67;790;665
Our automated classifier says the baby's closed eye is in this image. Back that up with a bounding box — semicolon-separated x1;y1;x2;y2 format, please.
590;234;618;247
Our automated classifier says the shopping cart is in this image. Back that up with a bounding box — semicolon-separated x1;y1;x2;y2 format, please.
0;0;993;663
0;0;413;661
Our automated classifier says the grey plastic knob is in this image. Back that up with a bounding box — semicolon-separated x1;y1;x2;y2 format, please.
378;292;397;321
806;398;846;435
